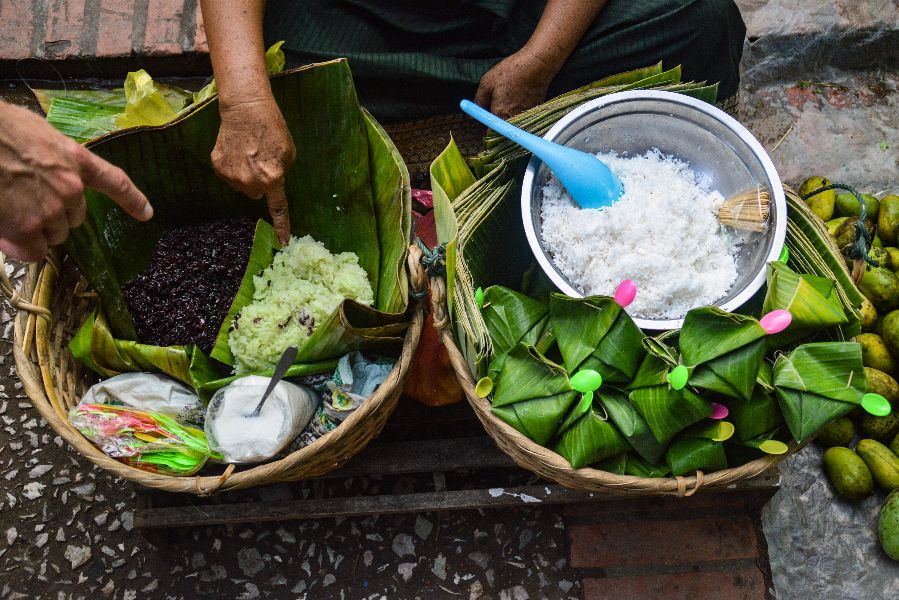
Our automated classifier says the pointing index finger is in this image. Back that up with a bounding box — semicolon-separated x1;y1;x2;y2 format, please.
76;146;153;221
265;180;291;246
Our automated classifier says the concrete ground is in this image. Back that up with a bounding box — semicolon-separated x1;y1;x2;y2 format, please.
1;2;898;599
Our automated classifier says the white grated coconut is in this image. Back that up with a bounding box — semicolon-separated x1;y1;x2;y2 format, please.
540;149;738;319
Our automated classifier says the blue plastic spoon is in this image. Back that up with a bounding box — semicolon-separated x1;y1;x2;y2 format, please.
460;99;624;209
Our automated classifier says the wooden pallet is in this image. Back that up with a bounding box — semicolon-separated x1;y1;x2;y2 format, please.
134;400;780;530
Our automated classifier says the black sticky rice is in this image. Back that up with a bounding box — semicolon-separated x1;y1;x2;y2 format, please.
122;218;257;353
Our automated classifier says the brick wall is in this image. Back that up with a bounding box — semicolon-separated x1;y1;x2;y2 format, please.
0;0;206;63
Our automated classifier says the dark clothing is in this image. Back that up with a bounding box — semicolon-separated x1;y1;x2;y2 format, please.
263;0;746;122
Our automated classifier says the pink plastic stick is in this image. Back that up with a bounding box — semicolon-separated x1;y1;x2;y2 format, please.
709;402;729;420
759;310;792;335
614;280;637;308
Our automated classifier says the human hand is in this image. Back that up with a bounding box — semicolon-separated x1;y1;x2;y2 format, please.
0;102;153;262
474;49;558;119
212;97;296;245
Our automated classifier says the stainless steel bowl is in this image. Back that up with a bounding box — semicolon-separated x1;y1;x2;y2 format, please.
521;90;786;330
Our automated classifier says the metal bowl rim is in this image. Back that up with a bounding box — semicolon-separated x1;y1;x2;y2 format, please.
520;89;787;330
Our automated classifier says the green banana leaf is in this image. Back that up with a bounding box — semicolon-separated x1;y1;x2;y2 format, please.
762;261;848;348
728;362;784;441
598;388;667;464
38;84;192;143
38;43;286;143
550;294;645;384
624;454;670;478
629;384;712;445
481;285;552;381
681;307;768;401
552;391;629;469
65;59;409;336
784;190;862;341
628;343;712;444
69;308;192;386
491;344;578;445
595;453;628;475
66;60;411;393
666;436;728;476
773;342;866;443
482;286;550;356
114;70;182;129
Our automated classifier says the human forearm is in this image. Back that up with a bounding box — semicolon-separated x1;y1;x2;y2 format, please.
200;0;270;110
522;0;608;74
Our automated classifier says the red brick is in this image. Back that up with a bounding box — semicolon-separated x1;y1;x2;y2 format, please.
143;0;185;56
0;0;35;59
194;7;207;53
583;568;767;600
562;494;753;519
96;0;136;57
44;0;87;59
569;516;759;569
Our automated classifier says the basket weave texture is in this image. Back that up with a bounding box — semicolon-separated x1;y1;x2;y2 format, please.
428;275;797;497
4;245;427;495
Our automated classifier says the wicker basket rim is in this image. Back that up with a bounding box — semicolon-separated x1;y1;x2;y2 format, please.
6;245;427;495
428;275;794;496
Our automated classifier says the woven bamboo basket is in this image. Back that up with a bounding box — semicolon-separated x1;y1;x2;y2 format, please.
428;275;798;497
2;245;427;495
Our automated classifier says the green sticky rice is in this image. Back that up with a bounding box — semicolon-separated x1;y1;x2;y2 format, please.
229;235;374;373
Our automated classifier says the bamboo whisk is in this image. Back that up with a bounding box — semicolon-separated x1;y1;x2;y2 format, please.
717;187;770;232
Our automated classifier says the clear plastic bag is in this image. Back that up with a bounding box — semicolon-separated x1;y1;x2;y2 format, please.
69;403;217;476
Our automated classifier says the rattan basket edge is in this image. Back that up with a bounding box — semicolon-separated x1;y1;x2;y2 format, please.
428;275;796;497
5;245;427;495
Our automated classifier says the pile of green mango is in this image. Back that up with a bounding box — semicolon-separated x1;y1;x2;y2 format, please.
802;175;899;560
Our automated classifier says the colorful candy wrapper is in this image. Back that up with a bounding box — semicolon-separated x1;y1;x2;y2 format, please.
69;403;220;476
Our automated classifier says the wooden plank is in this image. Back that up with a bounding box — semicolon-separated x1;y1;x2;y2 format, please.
135;472;780;529
136;484;596;528
317;436;515;479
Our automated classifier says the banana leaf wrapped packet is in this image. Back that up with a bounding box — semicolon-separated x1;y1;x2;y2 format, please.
680;307;791;401
550;291;645;385
627;336;712;445
481;286;552;381
666;436;728;476
772;342;867;443
491;344;579;446
552;388;629;469
726;361;784;442
762;261;849;347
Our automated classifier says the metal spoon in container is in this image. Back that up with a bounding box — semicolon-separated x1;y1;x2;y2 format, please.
459;99;624;209
247;345;298;418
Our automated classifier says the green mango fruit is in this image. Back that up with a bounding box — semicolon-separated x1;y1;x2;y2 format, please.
860;298;879;332
826;217;849;237
799;176;836;221
816;417;855;447
857;333;897;373
878;195;899;246
858;267;899;312
869;247;893;271
857;438;899;491
824;446;874;501
835;191;879;219
860;413;899;443
880;491;899;560
881;311;899;359
865;367;899;404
